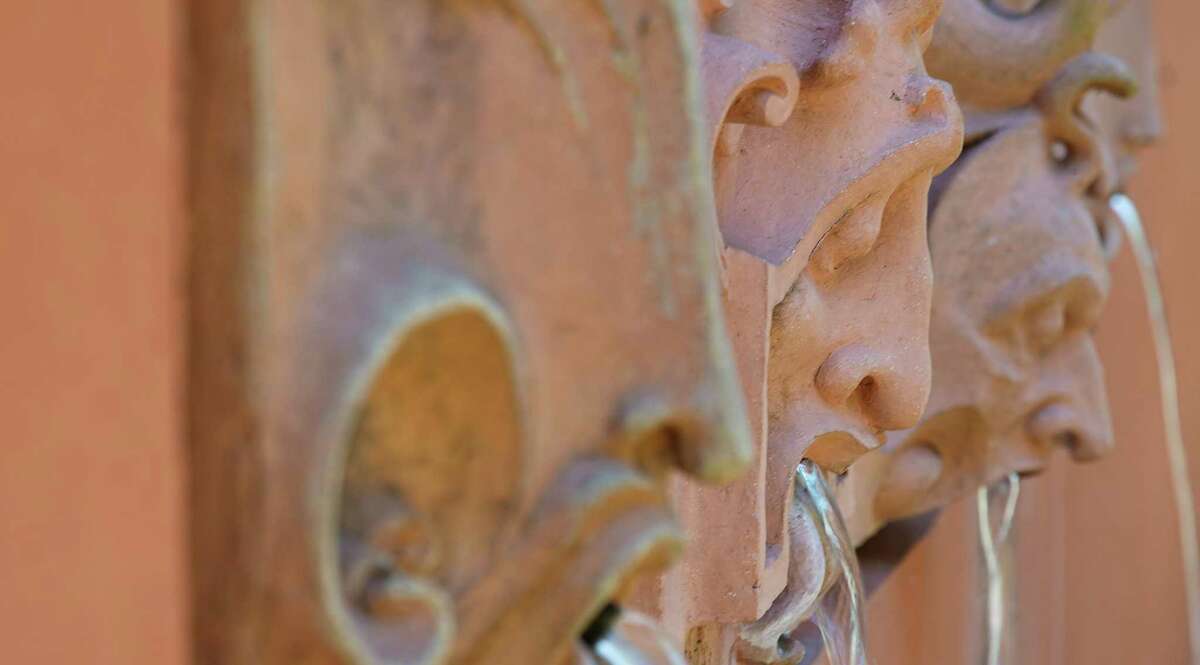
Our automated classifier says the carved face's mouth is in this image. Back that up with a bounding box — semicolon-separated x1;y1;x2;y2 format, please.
803;422;886;475
988;445;1052;482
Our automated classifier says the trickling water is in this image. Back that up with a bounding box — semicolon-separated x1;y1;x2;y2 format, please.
977;473;1020;665
1110;193;1200;664
795;460;870;665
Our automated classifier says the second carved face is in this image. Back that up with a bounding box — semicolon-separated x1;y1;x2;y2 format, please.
830;0;1159;545
867;53;1138;528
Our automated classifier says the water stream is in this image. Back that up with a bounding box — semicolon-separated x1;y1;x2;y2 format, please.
976;473;1020;665
1111;193;1200;664
795;460;870;665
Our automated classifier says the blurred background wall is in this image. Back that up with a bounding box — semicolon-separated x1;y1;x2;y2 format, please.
0;0;1197;664
0;1;188;664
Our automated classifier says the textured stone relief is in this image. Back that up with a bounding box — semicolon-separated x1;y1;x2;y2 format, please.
635;0;963;662
187;0;1161;663
190;2;755;664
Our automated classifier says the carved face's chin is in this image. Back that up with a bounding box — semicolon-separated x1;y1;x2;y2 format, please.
875;443;945;519
874;406;989;521
986;448;1052;486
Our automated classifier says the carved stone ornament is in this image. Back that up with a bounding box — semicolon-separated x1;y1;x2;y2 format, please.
631;0;963;662
189;2;759;665
836;0;1156;544
185;0;1163;664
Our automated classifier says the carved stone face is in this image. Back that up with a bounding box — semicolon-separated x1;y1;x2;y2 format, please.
833;1;1159;544
714;0;961;529
638;0;962;659
213;2;753;665
860;53;1137;528
738;2;962;655
875;117;1111;520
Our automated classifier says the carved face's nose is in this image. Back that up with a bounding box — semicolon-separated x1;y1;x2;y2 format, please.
1021;332;1115;467
815;342;932;432
1025;400;1114;462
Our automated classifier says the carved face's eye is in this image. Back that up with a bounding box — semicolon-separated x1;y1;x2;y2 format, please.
809;197;885;274
1021;280;1105;355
